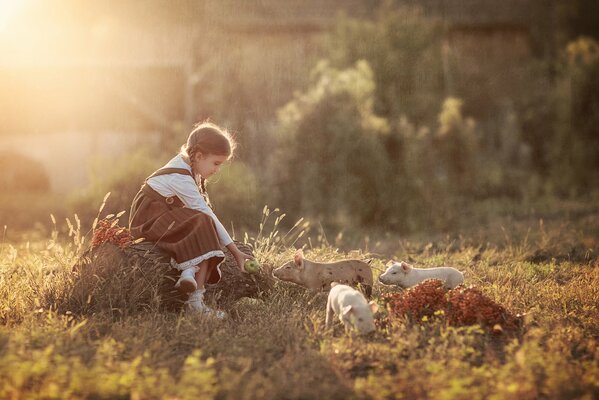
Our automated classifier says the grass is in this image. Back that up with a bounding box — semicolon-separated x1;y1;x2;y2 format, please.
0;200;597;399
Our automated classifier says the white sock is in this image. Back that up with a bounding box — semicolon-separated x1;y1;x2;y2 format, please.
175;266;199;291
180;266;198;280
188;288;206;302
185;289;226;319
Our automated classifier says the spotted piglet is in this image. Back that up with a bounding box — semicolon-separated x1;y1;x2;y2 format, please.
272;250;373;297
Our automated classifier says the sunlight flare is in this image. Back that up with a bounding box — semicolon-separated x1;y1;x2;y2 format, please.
0;0;29;33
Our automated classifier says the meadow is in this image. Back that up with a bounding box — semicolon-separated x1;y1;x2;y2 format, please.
0;198;597;400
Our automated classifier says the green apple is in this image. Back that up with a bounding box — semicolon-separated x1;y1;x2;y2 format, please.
244;259;260;273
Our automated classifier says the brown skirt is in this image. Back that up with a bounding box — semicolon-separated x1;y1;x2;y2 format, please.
129;185;224;285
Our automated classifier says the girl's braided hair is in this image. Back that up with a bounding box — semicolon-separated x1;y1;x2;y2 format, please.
180;121;235;209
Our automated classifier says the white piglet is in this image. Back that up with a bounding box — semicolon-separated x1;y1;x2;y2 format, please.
326;283;378;335
379;261;464;289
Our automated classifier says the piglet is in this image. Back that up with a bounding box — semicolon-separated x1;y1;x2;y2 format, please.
379;261;464;289
326;283;378;335
272;250;373;297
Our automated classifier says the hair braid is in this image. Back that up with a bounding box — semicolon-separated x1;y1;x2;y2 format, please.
187;146;213;210
198;176;213;209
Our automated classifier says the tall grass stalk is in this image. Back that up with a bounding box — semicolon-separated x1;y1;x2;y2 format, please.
248;206;310;261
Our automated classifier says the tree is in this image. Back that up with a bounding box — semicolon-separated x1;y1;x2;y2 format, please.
271;60;393;227
325;6;443;125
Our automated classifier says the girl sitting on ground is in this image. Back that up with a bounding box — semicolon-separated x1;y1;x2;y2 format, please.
129;121;252;318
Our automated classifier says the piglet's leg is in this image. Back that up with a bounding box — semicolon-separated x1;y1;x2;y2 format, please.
325;298;333;329
363;284;372;299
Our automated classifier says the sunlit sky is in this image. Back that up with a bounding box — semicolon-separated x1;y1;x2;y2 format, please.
0;0;30;32
0;0;185;191
1;1;79;65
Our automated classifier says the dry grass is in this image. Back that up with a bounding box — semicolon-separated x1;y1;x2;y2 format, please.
0;202;597;399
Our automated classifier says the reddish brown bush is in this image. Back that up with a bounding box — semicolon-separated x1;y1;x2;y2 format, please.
380;279;521;334
383;279;448;321
446;286;520;333
91;219;134;249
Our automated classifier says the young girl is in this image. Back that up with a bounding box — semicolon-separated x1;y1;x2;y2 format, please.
129;121;252;318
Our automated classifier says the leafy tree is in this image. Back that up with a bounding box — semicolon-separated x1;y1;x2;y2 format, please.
550;37;599;194
325;5;443;125
271;60;393;227
435;98;479;195
558;0;599;42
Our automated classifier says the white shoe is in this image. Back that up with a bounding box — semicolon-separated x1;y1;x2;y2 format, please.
175;267;198;293
185;290;227;319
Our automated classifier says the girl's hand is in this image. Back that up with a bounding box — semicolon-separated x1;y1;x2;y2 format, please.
225;242;254;273
235;252;253;273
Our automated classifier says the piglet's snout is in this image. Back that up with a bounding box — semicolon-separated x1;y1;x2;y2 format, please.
378;273;391;284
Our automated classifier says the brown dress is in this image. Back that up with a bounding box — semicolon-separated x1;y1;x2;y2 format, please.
129;168;224;284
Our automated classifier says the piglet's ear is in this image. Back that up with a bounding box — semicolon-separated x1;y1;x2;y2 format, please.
369;301;379;314
294;250;304;268
342;305;353;316
400;261;411;272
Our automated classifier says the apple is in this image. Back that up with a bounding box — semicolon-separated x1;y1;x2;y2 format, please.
244;259;261;273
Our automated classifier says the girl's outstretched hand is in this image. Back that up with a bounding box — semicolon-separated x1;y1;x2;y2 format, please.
235;252;254;273
226;242;254;273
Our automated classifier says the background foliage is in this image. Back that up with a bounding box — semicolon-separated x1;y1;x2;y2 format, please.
1;1;597;236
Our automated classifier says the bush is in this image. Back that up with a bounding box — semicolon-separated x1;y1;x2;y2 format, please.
381;280;521;334
550;36;599;195
0;150;51;193
383;279;448;321
208;161;263;232
272;60;393;228
434;98;479;195
68;147;160;227
271;59;486;231
292;3;542;231
384;98;480;231
446;286;520;333
326;5;443;124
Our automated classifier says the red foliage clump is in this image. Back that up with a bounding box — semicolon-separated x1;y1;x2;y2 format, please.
383;279;448;321
91;219;133;249
381;279;521;334
446;286;520;333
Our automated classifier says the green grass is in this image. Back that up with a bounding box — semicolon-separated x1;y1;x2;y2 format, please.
0;201;597;399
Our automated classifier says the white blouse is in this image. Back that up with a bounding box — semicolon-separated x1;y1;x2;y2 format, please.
146;154;233;247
